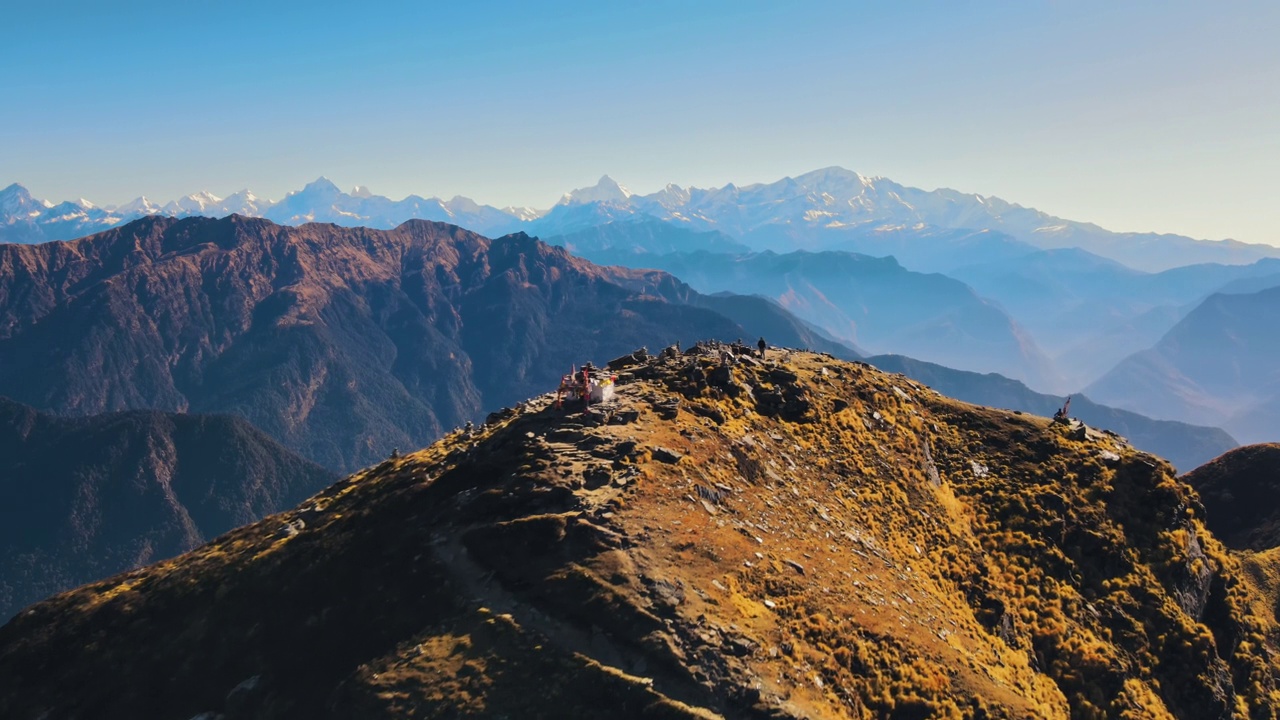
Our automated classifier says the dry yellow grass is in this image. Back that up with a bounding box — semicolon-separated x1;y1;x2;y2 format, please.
1;348;1276;719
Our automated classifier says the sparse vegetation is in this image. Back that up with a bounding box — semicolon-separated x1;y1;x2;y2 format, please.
0;349;1276;719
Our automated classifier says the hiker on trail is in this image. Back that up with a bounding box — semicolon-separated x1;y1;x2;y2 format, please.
757;337;767;359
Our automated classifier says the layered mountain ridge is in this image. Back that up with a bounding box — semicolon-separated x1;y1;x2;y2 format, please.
563;247;1061;390
1;350;1275;718
1088;285;1280;444
0;215;849;472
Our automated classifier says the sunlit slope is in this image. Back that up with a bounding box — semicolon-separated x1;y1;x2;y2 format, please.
1;349;1275;719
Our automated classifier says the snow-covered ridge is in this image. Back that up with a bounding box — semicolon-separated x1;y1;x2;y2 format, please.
3;169;1277;271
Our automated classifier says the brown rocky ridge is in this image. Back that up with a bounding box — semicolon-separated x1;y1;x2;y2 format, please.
1;346;1277;719
0;215;848;472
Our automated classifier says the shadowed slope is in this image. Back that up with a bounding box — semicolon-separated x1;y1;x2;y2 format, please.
0;397;336;622
1183;444;1280;553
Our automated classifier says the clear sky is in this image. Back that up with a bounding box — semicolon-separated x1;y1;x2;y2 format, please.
2;1;1277;245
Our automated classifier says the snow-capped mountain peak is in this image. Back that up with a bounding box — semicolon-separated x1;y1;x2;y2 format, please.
559;175;632;206
114;197;163;215
305;177;341;193
160;191;225;216
0;183;52;218
351;185;373;199
502;205;544;222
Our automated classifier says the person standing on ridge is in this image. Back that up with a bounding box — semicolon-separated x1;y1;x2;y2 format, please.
757;337;767;359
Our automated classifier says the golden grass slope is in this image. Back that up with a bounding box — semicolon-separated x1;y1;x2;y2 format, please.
0;348;1276;719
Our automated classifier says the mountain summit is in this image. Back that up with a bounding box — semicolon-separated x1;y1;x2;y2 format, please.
1;350;1275;718
559;175;633;206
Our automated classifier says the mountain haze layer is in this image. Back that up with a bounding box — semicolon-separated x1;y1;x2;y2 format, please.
1088;285;1280;445
950;253;1280;388
565;246;1059;390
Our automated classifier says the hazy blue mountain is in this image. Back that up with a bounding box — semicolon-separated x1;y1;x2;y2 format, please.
1087;285;1280;444
563;247;1060;390
548;218;750;260
0;180;526;244
867;354;1237;473
949;253;1280;387
1213;272;1280;296
0;184;126;244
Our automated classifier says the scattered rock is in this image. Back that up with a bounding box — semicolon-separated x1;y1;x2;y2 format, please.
652;446;684;464
607;408;641;425
607;348;649;370
688;402;726;425
652;399;680;420
583;466;612;489
769;368;798;384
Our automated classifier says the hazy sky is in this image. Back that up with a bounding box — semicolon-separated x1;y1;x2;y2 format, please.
3;1;1277;245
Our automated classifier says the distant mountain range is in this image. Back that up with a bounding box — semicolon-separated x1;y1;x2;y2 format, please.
0;397;336;621
6;167;1278;271
1088;284;1280;444
0;215;851;472
948;251;1280;388
567;247;1060;389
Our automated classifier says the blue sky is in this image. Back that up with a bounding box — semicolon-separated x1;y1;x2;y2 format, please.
2;1;1277;245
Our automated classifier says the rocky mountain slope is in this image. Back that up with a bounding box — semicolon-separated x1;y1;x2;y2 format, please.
0;215;849;472
867;354;1238;472
1087;285;1280;444
2;350;1275;719
0;397;335;622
